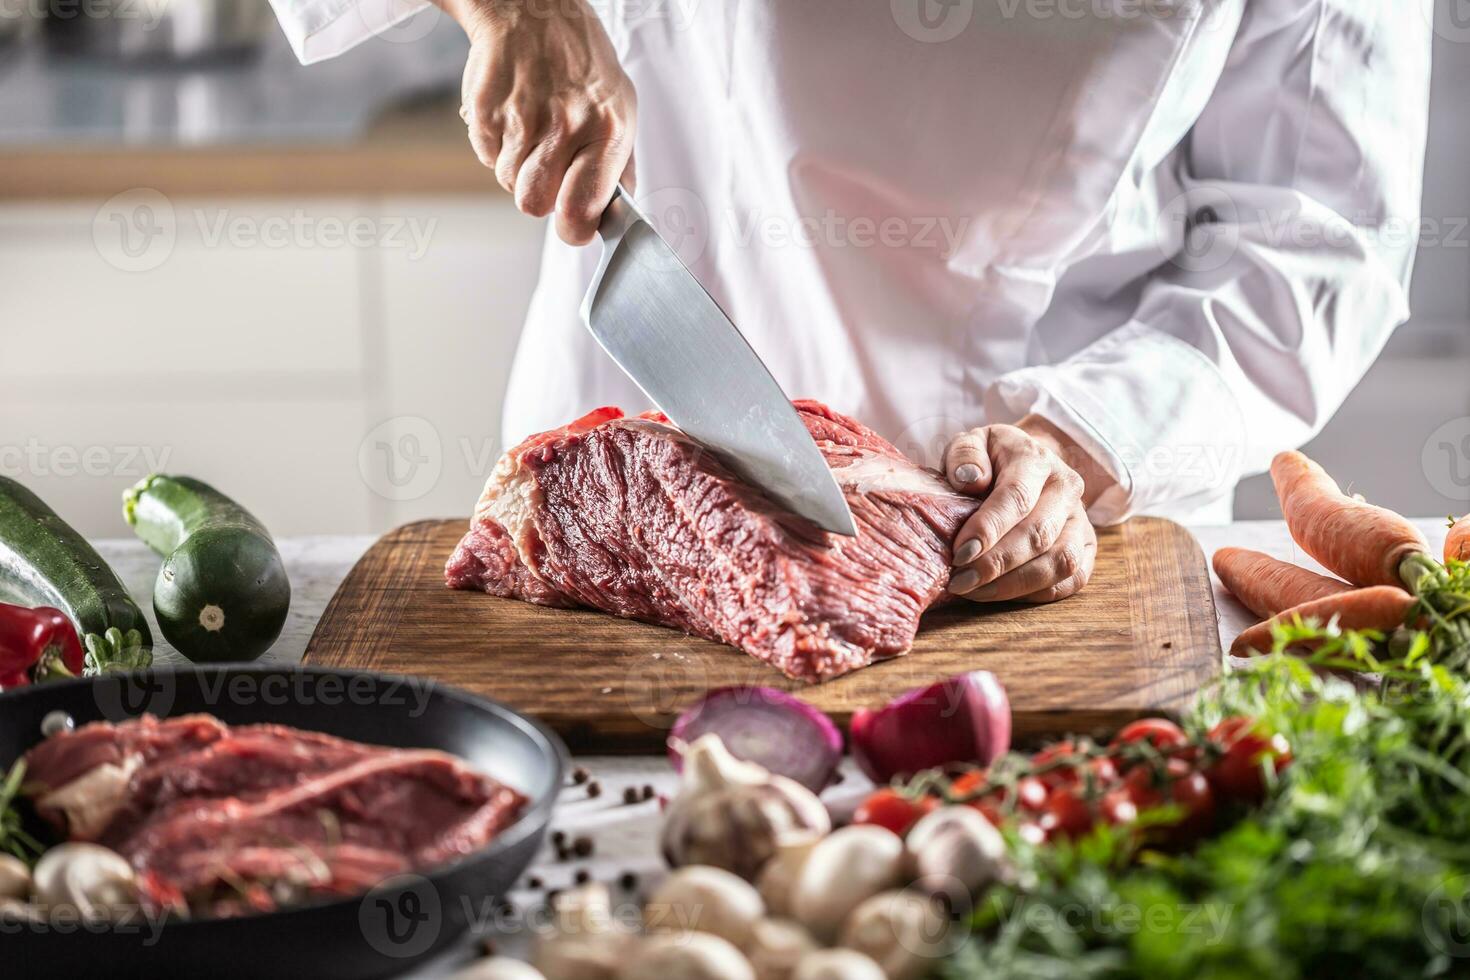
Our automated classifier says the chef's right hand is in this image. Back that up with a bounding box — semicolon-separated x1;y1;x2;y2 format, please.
436;0;637;245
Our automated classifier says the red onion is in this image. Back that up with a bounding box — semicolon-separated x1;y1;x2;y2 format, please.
848;671;1011;782
669;686;844;792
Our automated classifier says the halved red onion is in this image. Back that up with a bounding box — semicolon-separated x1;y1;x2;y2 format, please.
669;686;844;792
848;671;1011;783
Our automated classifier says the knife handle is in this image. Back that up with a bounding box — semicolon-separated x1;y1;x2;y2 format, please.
597;184;640;244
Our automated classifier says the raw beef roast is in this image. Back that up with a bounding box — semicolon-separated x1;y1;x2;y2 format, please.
24;714;526;917
447;400;981;682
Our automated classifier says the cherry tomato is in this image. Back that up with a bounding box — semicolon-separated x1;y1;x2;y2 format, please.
1112;718;1194;758
1098;788;1138;827
1206;716;1292;804
1031;741;1079;788
853;788;936;836
948;770;987;798
1031;742;1119;790
1039;785;1095;840
1014;821;1047;847
1124;758;1216;846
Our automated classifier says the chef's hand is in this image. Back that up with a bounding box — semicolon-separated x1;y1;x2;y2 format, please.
436;0;637;245
943;416;1111;603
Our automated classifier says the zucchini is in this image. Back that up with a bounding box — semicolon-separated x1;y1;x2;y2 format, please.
0;476;152;672
124;475;290;663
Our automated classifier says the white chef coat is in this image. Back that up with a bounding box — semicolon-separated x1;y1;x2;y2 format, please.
270;0;1431;524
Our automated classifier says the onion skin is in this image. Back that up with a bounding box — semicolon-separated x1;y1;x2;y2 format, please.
670;686;844;792
848;672;1011;783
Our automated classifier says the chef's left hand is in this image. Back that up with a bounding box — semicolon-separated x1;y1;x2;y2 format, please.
943;416;1107;603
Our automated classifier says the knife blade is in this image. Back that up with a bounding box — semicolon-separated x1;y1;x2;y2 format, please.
581;186;858;537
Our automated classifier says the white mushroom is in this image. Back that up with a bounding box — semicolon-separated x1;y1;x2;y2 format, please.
905;805;1010;906
743;918;818;980
646;865;765;949
619;932;756;980
534;937;632;980
0;854;32;900
755;838;817;919
450;957;547;980
838;890;954;980
789;825;905;942
791;949;886;980
31;843;138;918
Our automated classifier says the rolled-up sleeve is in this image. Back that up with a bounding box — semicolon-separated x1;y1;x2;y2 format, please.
986;0;1432;524
267;0;431;64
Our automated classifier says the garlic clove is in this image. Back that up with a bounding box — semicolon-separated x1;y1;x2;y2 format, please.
683;735;772;793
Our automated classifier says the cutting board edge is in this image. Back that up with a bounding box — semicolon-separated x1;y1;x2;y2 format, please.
304;516;1224;746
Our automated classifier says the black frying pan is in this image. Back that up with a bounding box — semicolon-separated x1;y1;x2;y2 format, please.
0;667;567;980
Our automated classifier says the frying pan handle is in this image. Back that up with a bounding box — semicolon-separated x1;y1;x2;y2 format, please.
597;184;640;243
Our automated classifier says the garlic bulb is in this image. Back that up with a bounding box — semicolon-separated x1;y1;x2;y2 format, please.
662;735;831;881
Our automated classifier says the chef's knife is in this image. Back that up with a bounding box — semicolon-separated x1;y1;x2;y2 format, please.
581;185;858;537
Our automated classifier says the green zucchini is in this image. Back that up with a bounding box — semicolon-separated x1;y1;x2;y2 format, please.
0;476;152;672
123;475;290;663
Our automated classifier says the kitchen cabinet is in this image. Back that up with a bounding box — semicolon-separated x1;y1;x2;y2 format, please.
0;193;545;537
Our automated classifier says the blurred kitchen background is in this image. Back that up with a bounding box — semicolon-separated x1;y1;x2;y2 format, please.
2;1;1468;538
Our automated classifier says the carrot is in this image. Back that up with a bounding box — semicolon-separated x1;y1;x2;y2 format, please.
1448;514;1470;565
1229;585;1415;657
1270;451;1429;588
1212;547;1353;620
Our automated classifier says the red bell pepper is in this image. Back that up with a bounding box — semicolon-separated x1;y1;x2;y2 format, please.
0;602;86;690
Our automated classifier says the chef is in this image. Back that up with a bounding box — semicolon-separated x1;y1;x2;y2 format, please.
269;0;1430;604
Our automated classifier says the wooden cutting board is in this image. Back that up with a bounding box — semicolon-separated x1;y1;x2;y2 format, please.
304;518;1220;752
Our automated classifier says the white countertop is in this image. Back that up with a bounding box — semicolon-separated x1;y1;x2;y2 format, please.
86;518;1449;970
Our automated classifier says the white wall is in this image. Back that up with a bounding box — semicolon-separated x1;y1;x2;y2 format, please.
1233;18;1470;521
